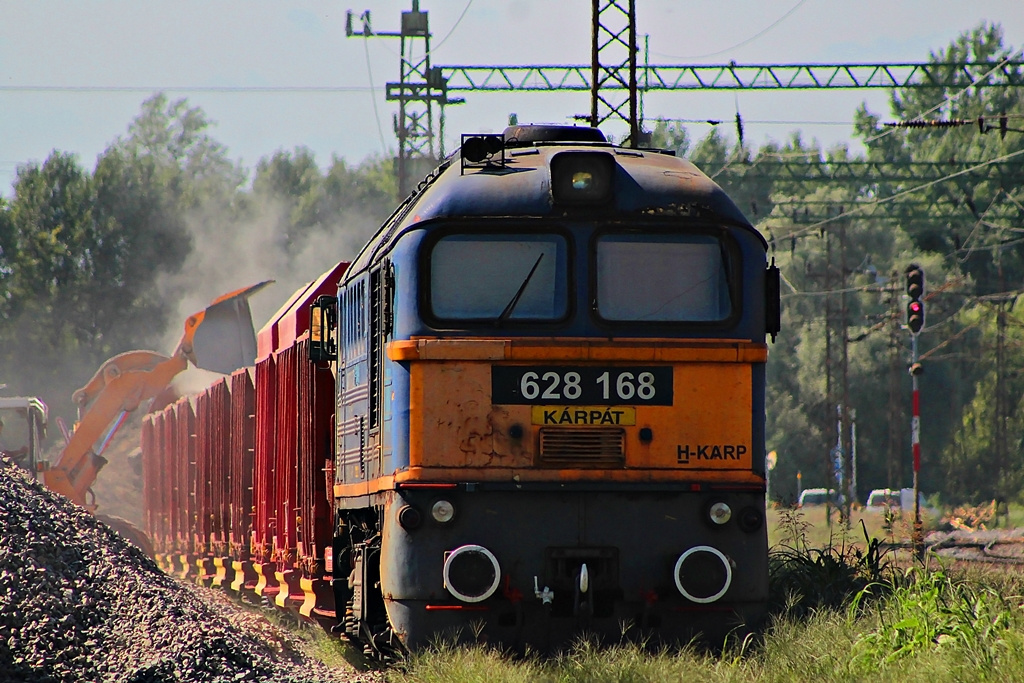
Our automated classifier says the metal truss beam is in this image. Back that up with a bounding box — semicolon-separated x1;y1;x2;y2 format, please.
724;160;1024;184
437;61;1024;92
768;199;1010;224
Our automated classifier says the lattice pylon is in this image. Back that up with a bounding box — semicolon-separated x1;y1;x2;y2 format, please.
590;0;639;146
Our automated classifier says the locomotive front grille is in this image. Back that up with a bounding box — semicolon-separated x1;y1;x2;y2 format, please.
538;427;625;467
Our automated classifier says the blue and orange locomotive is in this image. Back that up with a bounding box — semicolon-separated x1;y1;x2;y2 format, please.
143;124;781;657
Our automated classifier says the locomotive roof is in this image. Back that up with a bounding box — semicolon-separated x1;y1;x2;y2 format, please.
346;137;762;276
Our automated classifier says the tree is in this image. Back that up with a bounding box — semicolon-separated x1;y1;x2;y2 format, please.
0;95;252;419
0;152;102;405
646;119;691;156
855;23;1024;295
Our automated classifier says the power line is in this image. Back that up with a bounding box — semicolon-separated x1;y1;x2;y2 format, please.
362;36;389;155
778;147;1024;240
430;0;474;53
651;116;855;126
0;85;373;94
863;57;1014;144
648;0;810;61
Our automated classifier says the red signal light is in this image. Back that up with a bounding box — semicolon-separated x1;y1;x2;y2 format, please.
907;300;925;334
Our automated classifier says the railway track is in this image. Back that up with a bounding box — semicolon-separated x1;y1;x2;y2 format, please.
925;529;1024;567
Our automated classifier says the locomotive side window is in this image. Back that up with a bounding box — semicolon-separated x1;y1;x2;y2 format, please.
595;233;733;322
429;233;569;322
340;280;367;360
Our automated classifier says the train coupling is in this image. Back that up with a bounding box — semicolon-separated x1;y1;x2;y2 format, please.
573;563;593;618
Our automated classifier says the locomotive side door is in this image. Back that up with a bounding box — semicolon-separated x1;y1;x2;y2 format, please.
337;278;368;484
366;260;395;480
336;262;394;485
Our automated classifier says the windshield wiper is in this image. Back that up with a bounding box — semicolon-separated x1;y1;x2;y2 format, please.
496;253;544;325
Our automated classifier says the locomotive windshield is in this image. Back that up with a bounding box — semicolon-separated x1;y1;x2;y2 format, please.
429;233;569;322
596;233;733;322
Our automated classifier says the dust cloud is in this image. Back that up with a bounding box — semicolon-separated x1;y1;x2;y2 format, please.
91;187;384;517
156;191;381;395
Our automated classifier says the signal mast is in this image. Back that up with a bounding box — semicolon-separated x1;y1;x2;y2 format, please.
905;264;925;556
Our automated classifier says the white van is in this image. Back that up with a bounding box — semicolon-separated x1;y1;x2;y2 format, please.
866;487;927;512
866;488;901;508
798;488;836;507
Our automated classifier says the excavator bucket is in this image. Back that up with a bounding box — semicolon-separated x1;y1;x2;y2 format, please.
184;280;274;375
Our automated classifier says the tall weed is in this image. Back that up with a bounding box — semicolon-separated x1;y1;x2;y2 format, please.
769;510;893;618
851;566;1017;674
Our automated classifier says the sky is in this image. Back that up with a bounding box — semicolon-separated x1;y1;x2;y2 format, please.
2;1;1023;198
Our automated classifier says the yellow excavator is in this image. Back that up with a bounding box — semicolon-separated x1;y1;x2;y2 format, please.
36;282;272;551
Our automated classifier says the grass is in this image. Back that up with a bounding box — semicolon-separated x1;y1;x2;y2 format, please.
766;503;940;550
279;508;1024;682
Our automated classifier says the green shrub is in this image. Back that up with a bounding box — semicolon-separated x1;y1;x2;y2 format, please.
851;566;1017;674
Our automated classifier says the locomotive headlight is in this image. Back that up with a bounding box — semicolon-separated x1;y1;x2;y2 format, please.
551;152;615;205
571;170;595;190
431;499;456;524
708;501;732;525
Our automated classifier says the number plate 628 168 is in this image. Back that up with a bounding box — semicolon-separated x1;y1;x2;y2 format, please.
491;366;673;405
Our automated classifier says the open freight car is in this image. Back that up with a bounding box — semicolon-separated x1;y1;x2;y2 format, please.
309;124;782;656
143;261;348;623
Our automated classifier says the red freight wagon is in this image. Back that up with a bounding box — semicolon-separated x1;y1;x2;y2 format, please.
228;368;256;593
252;261;348;619
141;405;169;568
193;378;232;586
143;395;196;579
144;366;259;591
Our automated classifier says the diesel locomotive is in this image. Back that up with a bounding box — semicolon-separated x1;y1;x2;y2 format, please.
142;123;781;657
314;124;780;653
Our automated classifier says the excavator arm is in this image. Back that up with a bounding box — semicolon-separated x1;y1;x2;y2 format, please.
43;281;272;510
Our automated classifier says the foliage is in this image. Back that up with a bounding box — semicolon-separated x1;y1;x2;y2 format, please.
376;556;1024;683
0;95;399;424
851;567;1017;674
0;152;105;402
646;119;691;157
728;22;1024;506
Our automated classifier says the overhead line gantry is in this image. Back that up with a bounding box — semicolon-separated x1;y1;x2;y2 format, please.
437;61;1024;92
358;2;1024;198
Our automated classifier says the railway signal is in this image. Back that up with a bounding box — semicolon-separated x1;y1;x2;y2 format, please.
905;264;925;335
905;262;925;556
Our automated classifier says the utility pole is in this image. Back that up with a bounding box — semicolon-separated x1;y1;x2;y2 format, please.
886;271;904;490
839;219;853;524
850;409;858;505
346;2;461;200
993;291;1018;526
997;295;1006;523
822;229;835;528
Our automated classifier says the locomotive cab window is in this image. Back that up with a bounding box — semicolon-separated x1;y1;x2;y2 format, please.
428;232;569;322
595;232;735;322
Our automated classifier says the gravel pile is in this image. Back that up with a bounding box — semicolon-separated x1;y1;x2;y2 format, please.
0;456;371;683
